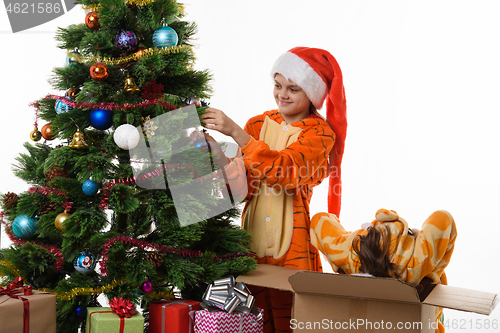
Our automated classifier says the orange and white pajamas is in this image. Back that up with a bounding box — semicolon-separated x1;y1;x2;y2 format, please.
310;208;457;333
224;109;335;332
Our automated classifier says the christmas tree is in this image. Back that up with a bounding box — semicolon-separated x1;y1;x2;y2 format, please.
0;0;256;332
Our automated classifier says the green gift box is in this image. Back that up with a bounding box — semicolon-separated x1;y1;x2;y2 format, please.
86;307;144;333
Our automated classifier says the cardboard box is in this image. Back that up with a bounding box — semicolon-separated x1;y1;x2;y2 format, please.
236;264;498;332
0;290;56;333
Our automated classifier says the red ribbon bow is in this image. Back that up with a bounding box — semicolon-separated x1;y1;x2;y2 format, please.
109;297;136;318
0;277;23;296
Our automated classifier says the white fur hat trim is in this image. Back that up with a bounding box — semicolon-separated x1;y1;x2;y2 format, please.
271;51;328;109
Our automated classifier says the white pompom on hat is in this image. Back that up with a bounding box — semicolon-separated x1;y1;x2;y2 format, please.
271;47;347;217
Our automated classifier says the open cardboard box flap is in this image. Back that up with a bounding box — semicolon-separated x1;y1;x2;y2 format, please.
237;264;498;315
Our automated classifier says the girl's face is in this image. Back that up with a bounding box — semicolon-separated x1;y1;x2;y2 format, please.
273;74;312;123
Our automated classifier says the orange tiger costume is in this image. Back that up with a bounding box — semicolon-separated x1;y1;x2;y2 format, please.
310;208;457;333
224;47;347;333
224;110;335;332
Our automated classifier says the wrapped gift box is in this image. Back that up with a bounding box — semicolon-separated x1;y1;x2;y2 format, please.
0;289;56;333
86;307;144;333
149;299;201;333
194;308;263;333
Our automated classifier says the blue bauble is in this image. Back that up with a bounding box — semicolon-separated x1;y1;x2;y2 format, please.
152;26;178;48
89;109;113;130
192;138;208;149
12;215;37;239
66;52;79;66
74;305;87;318
73;251;96;274
82;179;99;196
115;30;138;51
55;97;74;114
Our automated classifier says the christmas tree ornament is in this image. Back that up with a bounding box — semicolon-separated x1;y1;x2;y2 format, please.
74;305;87;318
55;97;74;114
12;214;37;239
123;74;140;94
89;108;113;130
30;127;42;141
115;30;138;51
54;210;70;231
73;251;96;274
90;62;109;81
85;11;100;30
69;128;88;149
140;280;153;293
152;25;178;48
141;80;164;100
82;179;99;196
41;123;56;140
135;47;147;60
113;124;140;150
191;137;208;149
140;115;158;137
146;251;163;268
66;88;80;99
3;192;19;208
66;51;79;67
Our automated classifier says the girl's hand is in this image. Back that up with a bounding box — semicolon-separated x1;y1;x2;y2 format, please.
201;108;251;147
201;108;239;137
190;130;230;168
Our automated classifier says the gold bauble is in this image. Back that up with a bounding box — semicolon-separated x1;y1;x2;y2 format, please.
55;211;70;231
30;127;42;141
66;88;81;98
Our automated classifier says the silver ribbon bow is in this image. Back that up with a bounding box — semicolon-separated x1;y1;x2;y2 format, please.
202;276;262;321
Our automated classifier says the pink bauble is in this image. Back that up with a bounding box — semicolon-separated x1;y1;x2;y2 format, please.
140;281;153;293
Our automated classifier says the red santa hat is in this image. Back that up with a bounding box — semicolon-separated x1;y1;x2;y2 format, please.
271;47;347;217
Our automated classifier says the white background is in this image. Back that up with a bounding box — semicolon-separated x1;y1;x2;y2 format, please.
1;1;499;331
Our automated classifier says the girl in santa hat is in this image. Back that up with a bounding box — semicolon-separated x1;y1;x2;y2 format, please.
201;47;347;333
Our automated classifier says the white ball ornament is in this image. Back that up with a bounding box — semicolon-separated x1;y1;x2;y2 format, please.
114;124;140;150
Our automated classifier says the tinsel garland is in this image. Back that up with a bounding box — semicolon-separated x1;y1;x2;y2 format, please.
29;186;72;212
0;259;22;279
99;235;249;276
67;45;192;66
38;278;126;300
99;163;199;209
0;212;64;271
31;95;177;112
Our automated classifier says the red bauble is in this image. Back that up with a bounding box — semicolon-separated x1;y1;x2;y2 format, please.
85;12;100;30
90;62;109;81
41;123;56;140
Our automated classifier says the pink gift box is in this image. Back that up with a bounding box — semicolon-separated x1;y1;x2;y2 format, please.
194;308;263;333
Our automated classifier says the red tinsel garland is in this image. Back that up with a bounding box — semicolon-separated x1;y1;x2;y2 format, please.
28;186;72;212
30;95;178;112
0;211;64;271
99;235;249;277
99;163;199;210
